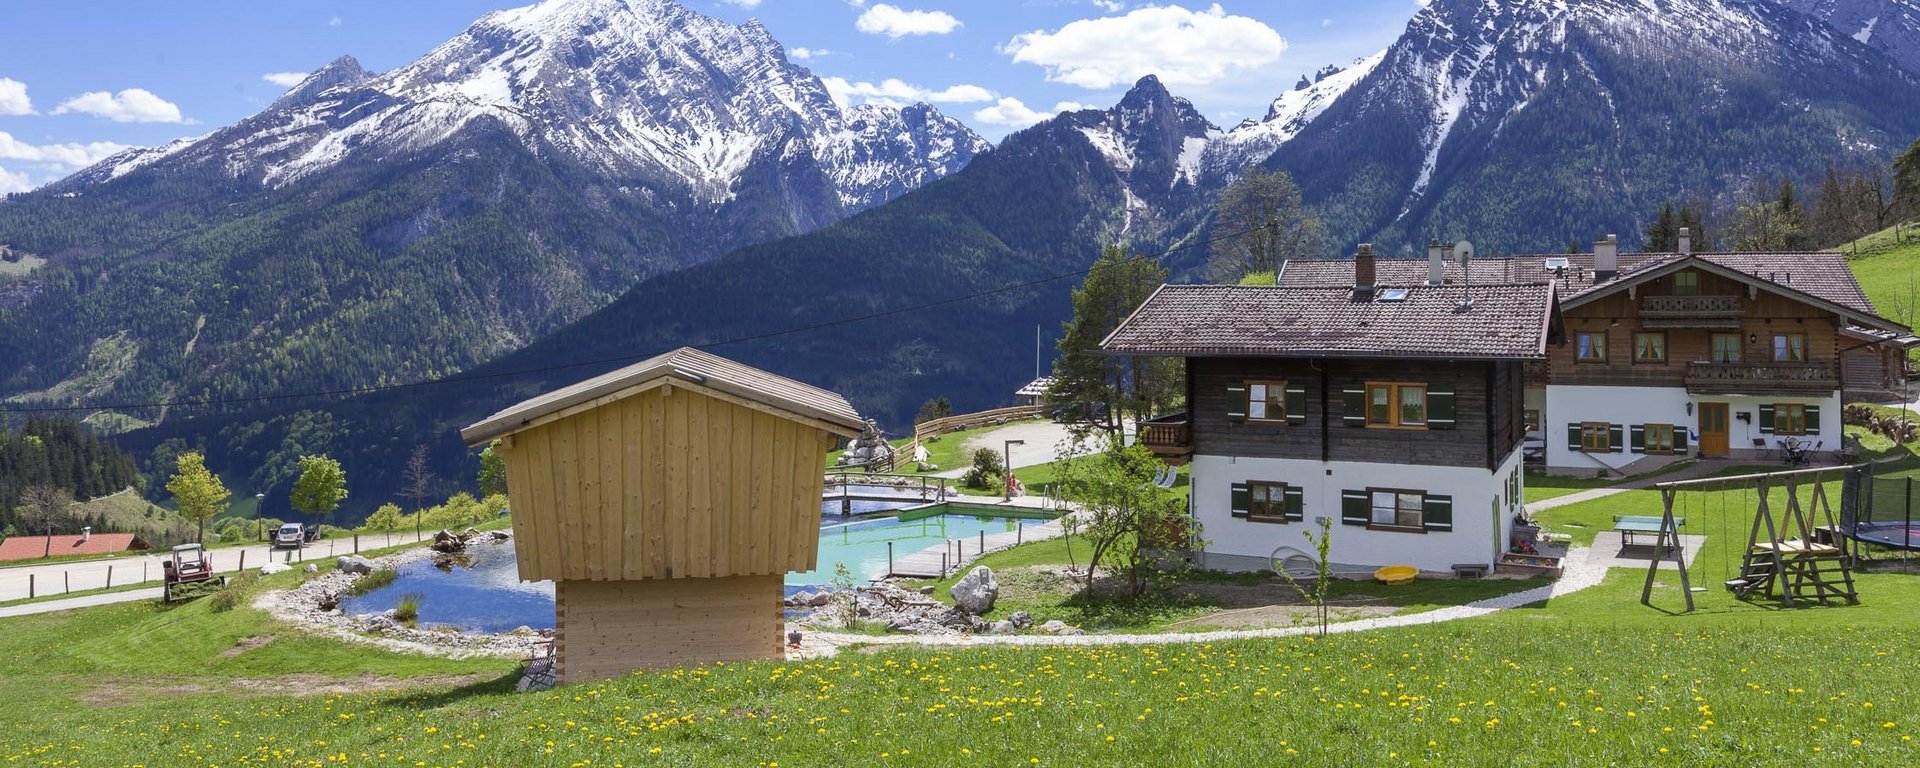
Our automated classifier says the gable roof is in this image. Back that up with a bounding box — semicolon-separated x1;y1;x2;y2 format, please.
0;533;148;562
461;347;865;445
1100;282;1557;360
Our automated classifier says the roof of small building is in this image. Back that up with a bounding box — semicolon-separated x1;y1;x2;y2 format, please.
1100;282;1557;359
1015;377;1055;397
0;532;148;562
461;347;865;445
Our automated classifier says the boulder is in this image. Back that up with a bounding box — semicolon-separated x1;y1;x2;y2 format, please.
259;562;292;575
336;556;374;575
1058;627;1086;636
362;615;399;633
303;564;319;573
489;531;511;541
1039;619;1071;633
918;585;936;595
988;620;1017;635
805;591;832;607
1007;610;1034;630
950;566;999;614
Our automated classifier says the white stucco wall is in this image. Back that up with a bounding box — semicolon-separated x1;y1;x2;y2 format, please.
1543;384;1842;471
1190;450;1520;574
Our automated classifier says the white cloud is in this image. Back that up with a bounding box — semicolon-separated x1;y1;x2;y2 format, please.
1002;4;1286;90
822;76;994;108
328;15;343;26
1091;0;1124;11
0;130;132;168
856;4;961;38
262;72;308;88
54;88;187;123
971;97;1091;128
722;0;763;6
0;78;33;116
0;165;32;195
788;47;830;61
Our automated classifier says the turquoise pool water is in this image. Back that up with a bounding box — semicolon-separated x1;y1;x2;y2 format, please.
789;511;1051;587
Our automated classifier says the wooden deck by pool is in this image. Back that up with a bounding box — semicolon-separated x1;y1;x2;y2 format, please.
885;498;1069;579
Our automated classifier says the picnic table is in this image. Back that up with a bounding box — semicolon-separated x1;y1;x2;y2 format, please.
1613;515;1682;548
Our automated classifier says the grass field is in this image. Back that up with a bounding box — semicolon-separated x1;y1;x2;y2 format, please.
1843;221;1920;334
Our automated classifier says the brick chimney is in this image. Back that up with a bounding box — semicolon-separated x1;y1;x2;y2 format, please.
1678;227;1692;255
1427;240;1445;285
1354;243;1376;297
1594;234;1618;281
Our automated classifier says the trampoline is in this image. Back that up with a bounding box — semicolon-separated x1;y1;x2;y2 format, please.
1848;521;1920;551
1841;466;1920;557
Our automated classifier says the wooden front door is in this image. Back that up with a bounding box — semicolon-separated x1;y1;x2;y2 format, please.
1698;403;1729;457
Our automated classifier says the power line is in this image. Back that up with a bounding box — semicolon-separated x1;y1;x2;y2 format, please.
1;223;1267;416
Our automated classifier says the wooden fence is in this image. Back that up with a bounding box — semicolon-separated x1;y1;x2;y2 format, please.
912;404;1047;443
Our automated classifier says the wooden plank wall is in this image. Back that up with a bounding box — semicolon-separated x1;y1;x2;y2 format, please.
554;576;784;683
498;385;833;583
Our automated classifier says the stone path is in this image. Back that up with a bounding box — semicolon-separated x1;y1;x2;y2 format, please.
932;420;1078;479
0;587;162;619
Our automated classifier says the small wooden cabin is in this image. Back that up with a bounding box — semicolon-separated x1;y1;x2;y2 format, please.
461;347;864;682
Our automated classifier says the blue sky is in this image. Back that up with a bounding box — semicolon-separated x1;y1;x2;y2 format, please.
0;0;1423;192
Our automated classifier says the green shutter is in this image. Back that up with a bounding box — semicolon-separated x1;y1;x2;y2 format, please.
1230;483;1249;519
1283;486;1305;521
1567;423;1583;452
1609;424;1624;453
1758;404;1775;434
1805;405;1821;435
1285;385;1307;425
1427;385;1456;429
1341;490;1370;526
1674;427;1689;452
1629;425;1645;453
1342;388;1367;427
1422;495;1453;532
1226;384;1247;423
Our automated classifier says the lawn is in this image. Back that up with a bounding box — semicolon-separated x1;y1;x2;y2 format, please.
1844;220;1920;334
828;419;1051;474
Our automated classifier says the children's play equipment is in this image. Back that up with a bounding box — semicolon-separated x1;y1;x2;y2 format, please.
1645;465;1860;613
1373;564;1417;585
1840;464;1920;556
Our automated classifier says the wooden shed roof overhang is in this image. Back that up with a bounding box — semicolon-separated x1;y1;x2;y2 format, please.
461;347;866;446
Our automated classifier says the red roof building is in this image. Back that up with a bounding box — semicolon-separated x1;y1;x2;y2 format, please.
0;533;150;562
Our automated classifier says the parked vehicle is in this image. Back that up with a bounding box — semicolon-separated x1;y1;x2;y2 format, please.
272;523;306;549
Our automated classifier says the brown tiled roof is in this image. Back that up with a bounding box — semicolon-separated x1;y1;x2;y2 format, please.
461;347;865;444
1100;283;1555;359
0;533;148;562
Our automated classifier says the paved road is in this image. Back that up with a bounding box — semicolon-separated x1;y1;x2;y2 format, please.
0;529;432;603
0;587;163;619
932;421;1082;479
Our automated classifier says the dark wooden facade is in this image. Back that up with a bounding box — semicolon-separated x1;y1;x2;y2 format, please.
1184;356;1526;471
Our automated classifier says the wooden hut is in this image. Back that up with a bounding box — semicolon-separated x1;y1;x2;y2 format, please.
461;347;864;682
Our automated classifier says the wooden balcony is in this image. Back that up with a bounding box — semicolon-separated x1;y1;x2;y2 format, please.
1684;361;1839;395
1639;295;1744;329
1137;413;1192;464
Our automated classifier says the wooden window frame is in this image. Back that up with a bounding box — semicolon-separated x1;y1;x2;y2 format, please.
1247;481;1289;524
1774;403;1808;435
1643;423;1676;455
1364;381;1429;430
1523;409;1541;433
1574;331;1609;364
1366;487;1426;533
1245;380;1287;423
1772;333;1808;364
1579;421;1611;453
1709;333;1742;364
1672;271;1700;296
1632;331;1667;365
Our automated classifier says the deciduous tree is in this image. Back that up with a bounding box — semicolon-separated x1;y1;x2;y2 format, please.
477;440;508;498
166;452;230;544
1049;245;1181;433
289;454;348;528
1205;168;1327;282
1054;437;1191;598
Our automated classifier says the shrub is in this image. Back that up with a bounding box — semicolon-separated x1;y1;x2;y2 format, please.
346;567;397;596
394;593;423;626
359;503;404;532
208;572;260;613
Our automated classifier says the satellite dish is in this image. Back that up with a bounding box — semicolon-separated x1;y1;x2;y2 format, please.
1454;240;1475;264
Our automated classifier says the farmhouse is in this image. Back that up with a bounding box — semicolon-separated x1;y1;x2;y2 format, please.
460;347;864;683
1103;246;1557;573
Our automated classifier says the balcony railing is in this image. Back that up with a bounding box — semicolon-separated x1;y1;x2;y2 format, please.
1684;361;1839;395
1639;295;1744;328
1137;412;1192;463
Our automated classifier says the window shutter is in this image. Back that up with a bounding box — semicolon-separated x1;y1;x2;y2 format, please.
1427;385;1456;429
1230;483;1250;519
1805;405;1820;435
1283;486;1304;521
1674;428;1689;452
1629;425;1645;453
1609;424;1624;453
1567;423;1582;451
1758;404;1775;434
1342;388;1366;427
1422;495;1453;532
1285;385;1307;425
1340;490;1370;526
1226;384;1247;423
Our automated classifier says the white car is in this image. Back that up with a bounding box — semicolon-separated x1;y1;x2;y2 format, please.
272;523;306;550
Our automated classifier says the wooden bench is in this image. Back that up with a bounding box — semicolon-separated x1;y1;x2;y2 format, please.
1451;563;1489;579
1613;515;1682;548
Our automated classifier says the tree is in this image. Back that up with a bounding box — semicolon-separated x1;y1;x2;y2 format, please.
1205;168;1327;282
1643;200;1709;252
1049;245;1182;433
1053;436;1191;598
166;452;229;543
477;440;508;498
402;444;433;538
1272;516;1336;637
18;485;74;558
1730;178;1805;252
915;396;953;425
360;503;404;533
1893;136;1920;219
289;454;348;529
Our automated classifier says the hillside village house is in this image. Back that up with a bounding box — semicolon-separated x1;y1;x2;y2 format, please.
1274;233;1919;475
1101;246;1557;574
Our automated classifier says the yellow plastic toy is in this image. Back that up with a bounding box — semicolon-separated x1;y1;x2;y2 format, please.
1374;564;1418;585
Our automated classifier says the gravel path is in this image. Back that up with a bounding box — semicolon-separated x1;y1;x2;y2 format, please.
0;587;163;618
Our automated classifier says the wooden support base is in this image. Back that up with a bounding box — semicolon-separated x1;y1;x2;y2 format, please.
555;575;785;684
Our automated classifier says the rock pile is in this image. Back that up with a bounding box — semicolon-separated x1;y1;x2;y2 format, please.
950;566;999;614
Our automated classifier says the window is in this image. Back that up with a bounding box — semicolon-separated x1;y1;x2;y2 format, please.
1246;381;1286;422
1644;423;1675;454
1710;333;1742;364
1773;334;1807;363
1575;332;1608;363
1524;409;1541;433
1248;481;1287;522
1633;332;1667;364
1370;490;1424;529
1775;403;1807;435
1673;271;1699;295
1366;382;1428;428
1580;421;1611;453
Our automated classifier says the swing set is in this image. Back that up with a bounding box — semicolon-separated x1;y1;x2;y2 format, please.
1641;464;1860;613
